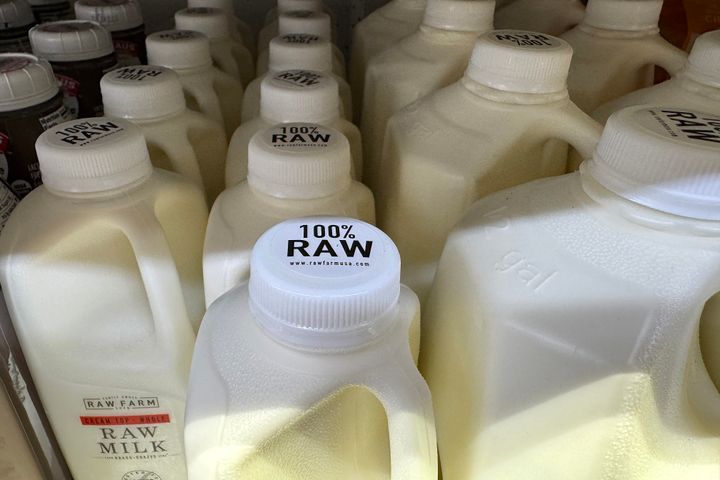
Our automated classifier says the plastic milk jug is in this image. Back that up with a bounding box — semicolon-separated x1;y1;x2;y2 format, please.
377;30;602;300
422;105;720;480
175;7;254;87
187;0;256;56
244;35;352;122
594;30;720;124
495;0;585;36
258;10;344;79
0;117;208;479
101;65;228;203
257;0;325;55
205;123;374;306
361;0;495;191
185;216;436;480
227;70;362;185
560;0;687;114
0;0;36;54
350;0;426;124
146;29;244;138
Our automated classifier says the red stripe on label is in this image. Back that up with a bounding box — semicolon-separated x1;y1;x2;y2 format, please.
80;414;171;426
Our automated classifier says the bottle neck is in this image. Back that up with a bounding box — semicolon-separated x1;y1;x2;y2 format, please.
418;23;483;40
677;69;720;100
579;165;720;237
46;169;153;201
461;76;569;105
578;23;659;39
248;176;352;201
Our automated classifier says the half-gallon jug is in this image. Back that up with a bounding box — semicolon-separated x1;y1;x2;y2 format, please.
594;30;720;123
175;7;254;87
422;105;720;479
27;0;71;22
0;117;208;480
258;10;344;79
146;29;244;138
361;0;495;191
377;30;602;300
29;20;118;118
101;65;227;202
560;0;687;113
74;0;147;66
495;0;585;36
227;70;361;185
350;0;426;124
243;37;351;122
205;123;374;306
0;0;35;53
0;54;73;198
186;217;436;480
257;0;325;55
188;0;256;55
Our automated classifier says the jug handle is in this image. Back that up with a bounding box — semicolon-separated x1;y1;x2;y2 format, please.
185;83;226;130
213;49;242;81
115;208;196;360
150;135;206;194
639;36;688;76
547;101;604;168
364;361;438;480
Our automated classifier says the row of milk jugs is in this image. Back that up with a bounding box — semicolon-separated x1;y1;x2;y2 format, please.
2;3;720;480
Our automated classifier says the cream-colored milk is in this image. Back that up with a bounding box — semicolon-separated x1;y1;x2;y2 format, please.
205;124;374;306
361;0;495;191
422;111;720;479
495;0;585;35
0;381;43;480
207;36;255;87
377;39;601;299
186;218;434;480
349;0;426;124
187;0;257;55
0;145;208;478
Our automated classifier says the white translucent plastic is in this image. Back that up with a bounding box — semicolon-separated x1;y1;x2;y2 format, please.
349;0;426;124
495;0;585;36
422;171;720;479
207;36;255;87
256;39;345;80
377;76;601;299
0;170;208;479
561;19;687;113
0;382;43;479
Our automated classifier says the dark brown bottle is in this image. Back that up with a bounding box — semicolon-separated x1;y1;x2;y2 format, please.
0;0;35;54
74;0;147;66
27;0;72;22
0;54;73;197
29;20;117;118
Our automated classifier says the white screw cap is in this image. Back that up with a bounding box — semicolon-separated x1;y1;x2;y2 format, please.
101;65;185;120
146;30;212;70
248;122;351;199
684;30;720;88
249;216;401;350
174;7;230;41
74;0;144;32
268;34;332;73
582;0;662;32
585;106;720;220
30;20;114;62
187;0;234;13
0;54;58;112
278;10;331;40
465;30;573;94
277;0;323;14
422;0;495;33
36;117;152;194
0;0;35;30
261;70;339;123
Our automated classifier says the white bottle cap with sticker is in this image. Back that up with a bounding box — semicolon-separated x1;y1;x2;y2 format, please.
582;0;662;32
174;7;230;41
465;30;573;94
584;105;720;220
74;0;144;32
0;0;35;30
0;54;58;112
278;10;331;40
422;0;495;33
29;20;114;62
101;65;185;120
36;117;152;194
261;70;339;123
277;0;323;14
249;217;402;350
146;30;212;71
683;30;720;88
268;34;332;73
248;122;351;199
